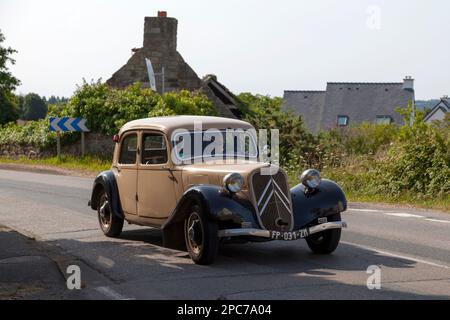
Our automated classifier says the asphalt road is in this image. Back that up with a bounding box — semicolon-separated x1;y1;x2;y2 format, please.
0;169;449;300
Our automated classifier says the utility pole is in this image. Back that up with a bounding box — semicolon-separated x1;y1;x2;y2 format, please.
410;99;416;127
161;67;165;94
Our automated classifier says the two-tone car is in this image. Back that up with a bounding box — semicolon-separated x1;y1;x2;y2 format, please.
89;116;347;265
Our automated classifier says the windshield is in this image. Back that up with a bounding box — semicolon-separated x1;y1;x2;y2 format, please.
171;129;258;163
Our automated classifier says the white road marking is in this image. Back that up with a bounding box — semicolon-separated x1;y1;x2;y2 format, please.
349;209;450;225
383;213;424;219
426;218;450;224
341;241;450;270
94;286;133;300
348;208;384;212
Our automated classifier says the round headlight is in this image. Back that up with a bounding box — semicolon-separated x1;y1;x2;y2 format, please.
300;169;321;189
223;173;244;193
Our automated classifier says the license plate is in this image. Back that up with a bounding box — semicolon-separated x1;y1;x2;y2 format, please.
270;229;309;241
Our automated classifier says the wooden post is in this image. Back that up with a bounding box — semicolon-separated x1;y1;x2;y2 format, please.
81;132;85;157
56;131;61;159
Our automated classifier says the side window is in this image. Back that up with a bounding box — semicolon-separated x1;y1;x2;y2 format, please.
119;134;137;165
376;115;392;125
142;133;168;165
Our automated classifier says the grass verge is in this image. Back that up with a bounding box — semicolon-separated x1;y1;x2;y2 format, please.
288;170;450;213
344;192;450;213
0;155;110;174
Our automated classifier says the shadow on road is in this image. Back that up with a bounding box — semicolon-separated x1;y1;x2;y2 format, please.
47;227;450;300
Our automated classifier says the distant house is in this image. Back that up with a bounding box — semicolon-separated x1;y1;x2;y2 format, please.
282;77;415;132
423;97;450;123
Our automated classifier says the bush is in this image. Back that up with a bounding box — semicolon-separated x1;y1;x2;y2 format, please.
319;123;399;157
0;118;56;149
67;80;216;135
0;80;217;152
374;120;450;198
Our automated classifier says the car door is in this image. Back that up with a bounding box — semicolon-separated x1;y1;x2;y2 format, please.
137;131;177;220
115;131;138;216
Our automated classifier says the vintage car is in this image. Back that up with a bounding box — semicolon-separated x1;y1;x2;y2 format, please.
89;116;347;265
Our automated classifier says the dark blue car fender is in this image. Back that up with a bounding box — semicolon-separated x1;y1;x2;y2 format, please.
290;179;347;229
161;185;259;249
89;170;124;219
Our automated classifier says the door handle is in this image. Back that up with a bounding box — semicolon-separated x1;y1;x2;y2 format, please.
167;169;177;182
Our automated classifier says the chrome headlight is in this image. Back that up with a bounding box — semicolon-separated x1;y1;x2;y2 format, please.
300;169;321;190
223;173;244;193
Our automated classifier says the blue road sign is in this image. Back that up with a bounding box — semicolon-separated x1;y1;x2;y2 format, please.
49;117;90;132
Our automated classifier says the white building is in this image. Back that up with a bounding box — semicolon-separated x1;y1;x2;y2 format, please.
424;96;450;123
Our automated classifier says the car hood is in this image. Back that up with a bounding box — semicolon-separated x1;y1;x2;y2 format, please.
177;160;274;191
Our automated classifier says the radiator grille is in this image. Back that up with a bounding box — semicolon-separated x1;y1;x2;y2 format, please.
250;169;294;232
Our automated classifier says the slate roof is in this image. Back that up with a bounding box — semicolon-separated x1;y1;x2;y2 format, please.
283;82;415;132
282;91;326;132
443;99;450;108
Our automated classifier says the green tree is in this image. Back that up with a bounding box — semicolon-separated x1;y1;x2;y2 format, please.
0;29;20;124
0;91;19;124
22;93;48;120
237;93;316;167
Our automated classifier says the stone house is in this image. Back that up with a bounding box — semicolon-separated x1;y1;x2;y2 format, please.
283;77;415;132
107;11;237;118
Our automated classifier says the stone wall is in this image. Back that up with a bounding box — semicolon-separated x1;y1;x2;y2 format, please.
0;133;115;159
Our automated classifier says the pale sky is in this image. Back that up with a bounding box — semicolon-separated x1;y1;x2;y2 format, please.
0;0;449;100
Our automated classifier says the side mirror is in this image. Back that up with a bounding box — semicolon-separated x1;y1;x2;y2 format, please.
113;135;119;143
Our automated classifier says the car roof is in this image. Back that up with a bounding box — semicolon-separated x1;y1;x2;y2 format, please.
119;116;255;136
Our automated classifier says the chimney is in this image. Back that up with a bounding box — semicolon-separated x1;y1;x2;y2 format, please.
143;11;177;50
402;76;414;91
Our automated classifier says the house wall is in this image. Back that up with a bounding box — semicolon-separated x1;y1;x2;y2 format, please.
425;103;448;123
106;16;203;93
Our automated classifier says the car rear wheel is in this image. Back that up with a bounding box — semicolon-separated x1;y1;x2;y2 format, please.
97;191;123;238
306;213;341;254
184;204;218;265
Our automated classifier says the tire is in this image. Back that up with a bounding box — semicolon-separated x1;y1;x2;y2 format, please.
184;204;219;265
306;213;341;255
97;191;124;238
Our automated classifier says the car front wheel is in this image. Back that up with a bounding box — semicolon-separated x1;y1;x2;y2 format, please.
184;205;219;265
97;191;124;238
305;213;341;254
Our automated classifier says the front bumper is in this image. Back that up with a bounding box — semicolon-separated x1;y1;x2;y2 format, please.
218;221;347;241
